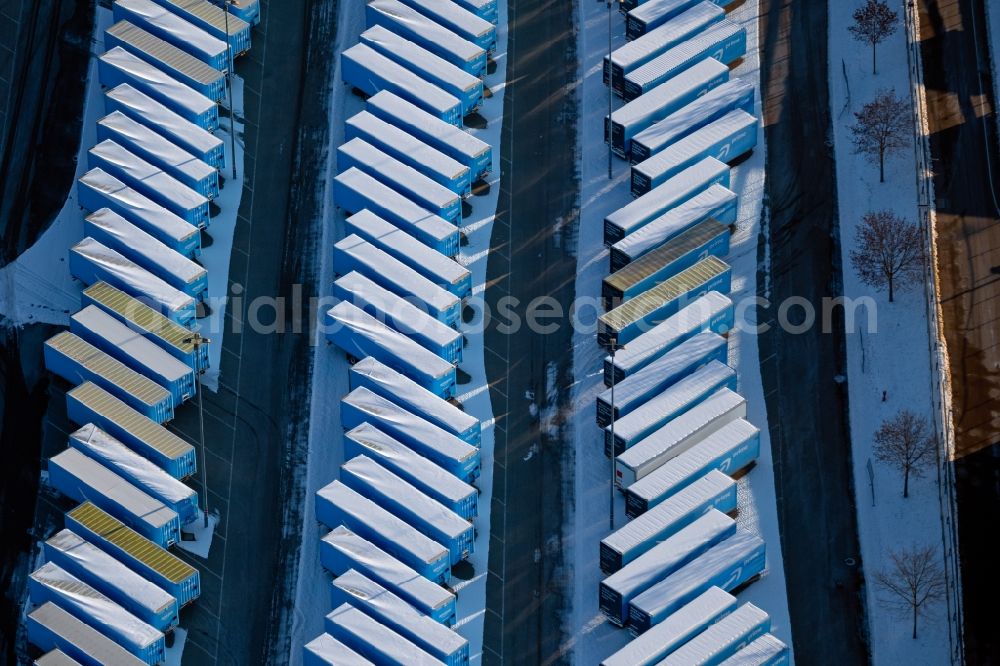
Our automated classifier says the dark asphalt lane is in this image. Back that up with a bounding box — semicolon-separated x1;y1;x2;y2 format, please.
756;0;870;663
483;0;578;662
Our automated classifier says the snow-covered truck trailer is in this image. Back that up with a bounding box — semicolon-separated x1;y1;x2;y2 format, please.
147;0;252;54
631;78;756;163
337;138;462;224
68;423;199;524
341;43;463;126
105;20;225;101
604;157;729;246
333;168;460;257
359;26;484;116
600;587;737;666
604;359;736;455
395;0;496;53
208;0;260;27
658;603;770;665
87;140;209;228
606;58;728;158
98;47;218;131
97;111;219;199
104;84;225;168
44;331;174;423
451;0;497;23
718;634;790;665
600;469;736;573
83;209;208;301
65;382;197;480
334;272;463;364
333;235;462;326
611;185;737;271
631;111;757;196
315;481;451;584
600;509;735;626
596;331;730;427
43;530;179;632
598;258;732;346
71;304;196;405
329;570;469;666
34;648;85;666
366;91;492;181
340;386;481;483
345;113;472;198
626;0;715;39
48;449;181;548
77;168;201;259
344;210;472;300
319;526;457;625
26;602;149;666
604;2;725;94
344;423;478;519
603;219;730;305
28;562;165;665
615;388;747;487
348;356;481;446
303;633;373;666
628;532;766;635
112;0;228;70
69;238;196;326
604;291;733;386
340;455;475;565
365;0;487;77
63;502;200;606
623;20;747;101
324;604;446;665
325;303;458;399
626;419;760;517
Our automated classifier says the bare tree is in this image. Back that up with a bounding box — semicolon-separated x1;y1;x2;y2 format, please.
873;409;936;497
849;0;899;75
850;210;924;302
851;89;911;182
875;545;946;639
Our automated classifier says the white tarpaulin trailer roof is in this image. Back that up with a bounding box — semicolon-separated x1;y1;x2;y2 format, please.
360;25;481;95
717;633;788;665
98;111;215;184
90;140;208;211
611;58;727;127
342;43;461;119
325;603;445;665
367;91;490;160
366;0;484;64
338;138;461;212
658;603;770;665
627;20;744;89
113;0;227;62
633;110;756;183
27;602;147;666
100;47;215;118
303;633;374;665
608;2;725;72
34;649;84;666
346;113;469;182
105;84;223;155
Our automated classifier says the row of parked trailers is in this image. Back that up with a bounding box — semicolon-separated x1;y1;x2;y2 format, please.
587;1;790;663
24;0;262;661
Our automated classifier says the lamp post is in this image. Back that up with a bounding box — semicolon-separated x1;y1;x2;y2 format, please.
608;336;624;530
184;333;211;528
223;0;237;181
607;0;614;179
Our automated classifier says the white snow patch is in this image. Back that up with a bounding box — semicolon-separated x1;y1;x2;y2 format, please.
163;626;188;666
176;512;220;559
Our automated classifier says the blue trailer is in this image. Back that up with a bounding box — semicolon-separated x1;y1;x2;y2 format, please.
342;43;463;126
600;469;736;573
334;168;460;257
719;634;790;666
624;20;747;101
26;602;149;666
319;526;457;625
208;0;260;26
659;603;770;665
607;58;728;158
324;604;445;665
64;502;200;607
604;157;729;246
605;2;725;94
97;111;219;200
626;0;708;40
66;382;197;480
105;84;225;169
333;235;462;327
626;419;760;516
631;78;756;162
366;0;487;77
360;27;484;116
340;386;480;483
113;0;229;70
43;530;179;632
303;634;373;666
395;0;496;53
330;570;469;666
99;47;218;131
78;168;201;259
628;532;766;634
344;210;472;299
346;113;472;198
348;356;481;447
315;481;451;583
631;110;757;195
366;91;492;181
600;510;735;626
147;0;252;54
453;0;497;23
603;218;730;304
337;138;462;224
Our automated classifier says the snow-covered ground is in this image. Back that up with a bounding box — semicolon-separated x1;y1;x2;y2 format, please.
285;2;509;663
564;1;793;662
828;2;953;662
